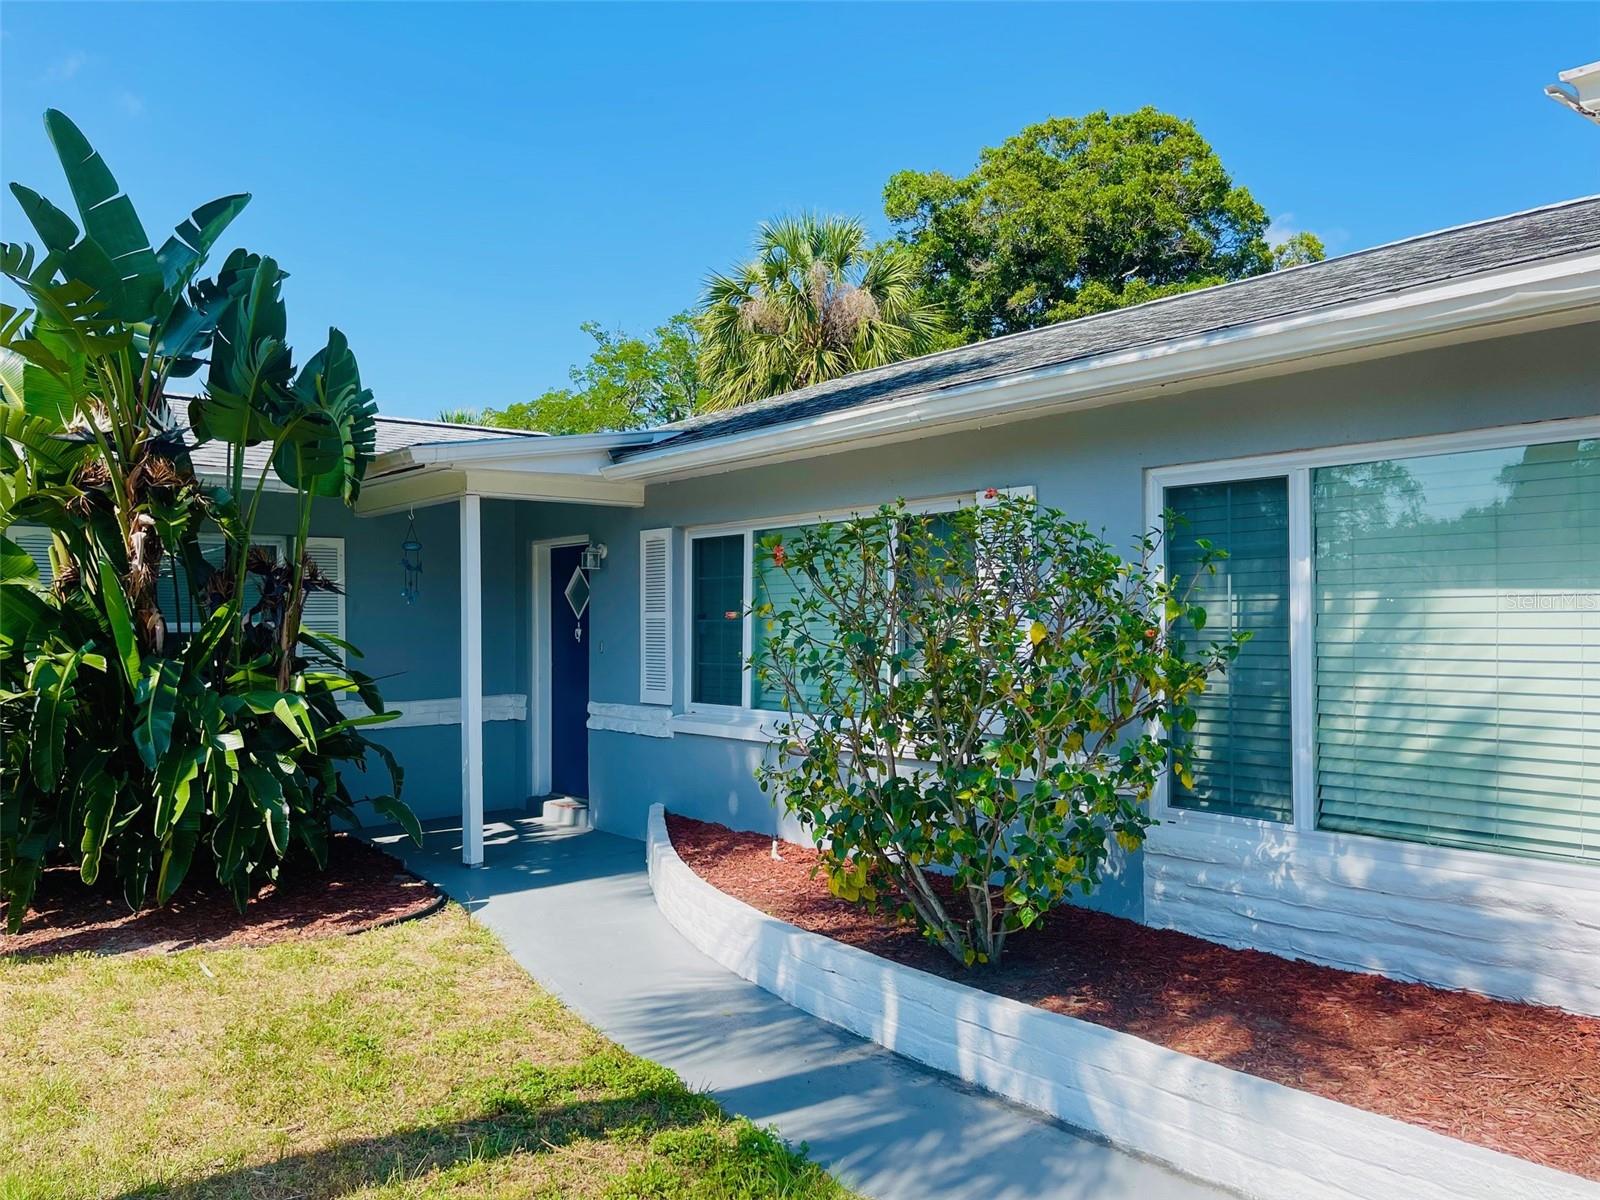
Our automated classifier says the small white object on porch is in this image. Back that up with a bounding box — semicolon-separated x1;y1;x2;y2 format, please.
459;493;485;865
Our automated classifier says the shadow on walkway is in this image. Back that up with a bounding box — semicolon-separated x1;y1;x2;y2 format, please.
370;813;1231;1200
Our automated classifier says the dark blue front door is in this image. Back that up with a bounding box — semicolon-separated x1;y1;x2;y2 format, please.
549;543;590;798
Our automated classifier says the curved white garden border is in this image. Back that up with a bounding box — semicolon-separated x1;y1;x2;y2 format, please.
645;805;1597;1200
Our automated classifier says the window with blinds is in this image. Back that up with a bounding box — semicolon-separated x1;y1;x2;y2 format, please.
1313;438;1599;863
1165;477;1295;822
751;523;871;712
7;526;54;586
691;534;745;706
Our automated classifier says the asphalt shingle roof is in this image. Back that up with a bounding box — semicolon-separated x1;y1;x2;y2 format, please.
614;197;1600;463
166;396;537;478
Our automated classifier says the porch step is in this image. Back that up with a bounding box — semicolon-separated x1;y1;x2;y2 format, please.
544;798;590;830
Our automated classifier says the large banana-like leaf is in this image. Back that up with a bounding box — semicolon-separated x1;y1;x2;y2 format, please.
8;183;80;258
156;193;251;293
27;652;82;791
151;742;202;840
155;803;201;903
97;559;141;686
0;390;89;481
273;328;376;501
239;759;289;854
194;252;292;446
75;757;118;885
132;659;180;771
0;535;39;585
153;271;238;366
0;346;22;407
42;110;163;322
367;794;422;846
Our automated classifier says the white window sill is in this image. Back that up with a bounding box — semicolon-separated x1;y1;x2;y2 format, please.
670;710;782;743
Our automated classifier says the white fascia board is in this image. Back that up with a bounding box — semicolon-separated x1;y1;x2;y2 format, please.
1558;60;1600;108
372;428;661;476
353;469;470;516
460;467;644;507
603;252;1600;484
353;464;644;516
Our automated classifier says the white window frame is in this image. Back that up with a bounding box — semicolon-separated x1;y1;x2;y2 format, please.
680;493;972;722
1144;412;1600;876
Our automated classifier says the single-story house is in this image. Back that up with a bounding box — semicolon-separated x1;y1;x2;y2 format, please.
16;196;1598;1014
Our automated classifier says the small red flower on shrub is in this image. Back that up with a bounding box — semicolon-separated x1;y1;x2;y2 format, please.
983;487;999;499
772;543;787;567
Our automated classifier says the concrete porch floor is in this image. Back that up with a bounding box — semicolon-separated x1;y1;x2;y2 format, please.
374;812;1233;1200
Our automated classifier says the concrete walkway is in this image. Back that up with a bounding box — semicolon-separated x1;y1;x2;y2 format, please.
377;814;1233;1200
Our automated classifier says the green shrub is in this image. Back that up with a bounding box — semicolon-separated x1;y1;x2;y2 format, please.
0;110;417;930
753;495;1242;967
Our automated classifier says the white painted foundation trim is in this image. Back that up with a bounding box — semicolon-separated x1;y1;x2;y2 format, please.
338;693;527;728
1143;815;1600;1017
587;701;674;738
645;804;1597;1200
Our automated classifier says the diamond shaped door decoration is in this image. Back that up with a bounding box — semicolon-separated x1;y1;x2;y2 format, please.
564;565;591;621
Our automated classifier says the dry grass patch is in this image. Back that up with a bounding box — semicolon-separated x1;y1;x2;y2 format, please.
0;904;852;1200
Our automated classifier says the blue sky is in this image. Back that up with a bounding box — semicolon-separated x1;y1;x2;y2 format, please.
3;3;1596;420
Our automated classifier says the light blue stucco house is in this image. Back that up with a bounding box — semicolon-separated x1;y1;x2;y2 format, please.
22;197;1597;1014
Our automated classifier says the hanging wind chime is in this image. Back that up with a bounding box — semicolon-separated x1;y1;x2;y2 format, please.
399;509;423;604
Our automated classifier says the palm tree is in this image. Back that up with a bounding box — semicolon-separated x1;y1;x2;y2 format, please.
697;214;945;411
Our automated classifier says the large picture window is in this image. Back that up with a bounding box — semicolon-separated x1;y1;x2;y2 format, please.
1313;439;1598;861
1158;425;1599;866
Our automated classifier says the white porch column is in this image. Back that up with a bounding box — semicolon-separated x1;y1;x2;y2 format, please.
459;493;484;866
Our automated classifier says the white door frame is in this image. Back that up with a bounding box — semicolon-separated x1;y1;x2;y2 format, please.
529;534;592;798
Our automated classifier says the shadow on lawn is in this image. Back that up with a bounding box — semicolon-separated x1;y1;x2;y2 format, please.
118;1085;718;1200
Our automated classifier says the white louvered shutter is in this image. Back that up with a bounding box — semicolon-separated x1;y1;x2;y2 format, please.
639;528;673;704
8;526;54;586
301;537;346;661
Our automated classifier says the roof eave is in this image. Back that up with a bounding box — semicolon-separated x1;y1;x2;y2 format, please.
369;428;663;478
601;251;1600;484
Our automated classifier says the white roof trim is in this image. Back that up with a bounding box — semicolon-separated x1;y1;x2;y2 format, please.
368;427;661;477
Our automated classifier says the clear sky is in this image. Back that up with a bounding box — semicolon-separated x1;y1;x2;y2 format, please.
3;3;1596;419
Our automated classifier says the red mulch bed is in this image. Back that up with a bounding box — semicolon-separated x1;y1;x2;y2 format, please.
668;812;1600;1180
1;835;442;959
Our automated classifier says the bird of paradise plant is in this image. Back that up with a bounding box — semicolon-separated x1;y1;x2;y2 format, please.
0;110;418;931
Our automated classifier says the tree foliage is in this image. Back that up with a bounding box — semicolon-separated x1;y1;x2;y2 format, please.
0;111;417;930
752;495;1244;967
463;314;703;434
696;214;945;410
885;107;1325;342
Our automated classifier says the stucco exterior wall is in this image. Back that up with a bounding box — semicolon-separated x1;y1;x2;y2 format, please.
576;320;1599;922
306;321;1595;940
257;494;533;822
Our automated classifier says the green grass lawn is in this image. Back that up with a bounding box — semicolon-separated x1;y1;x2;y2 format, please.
0;905;854;1200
